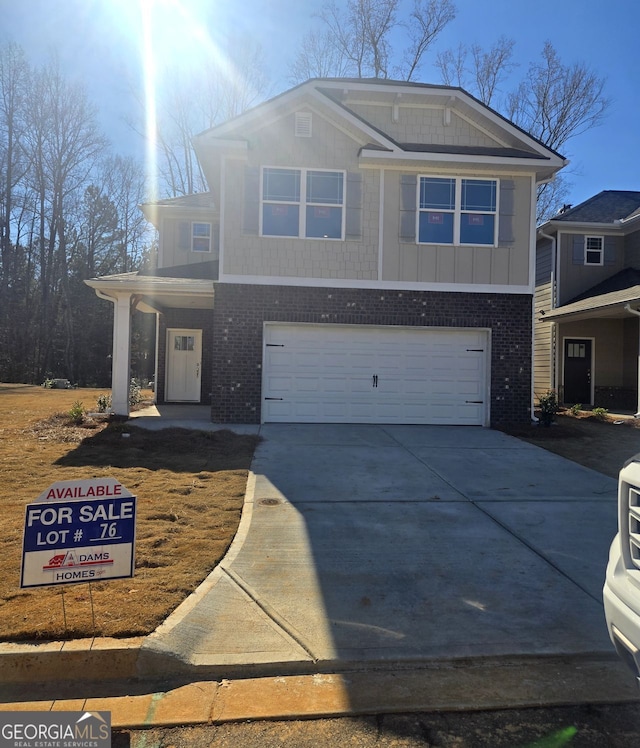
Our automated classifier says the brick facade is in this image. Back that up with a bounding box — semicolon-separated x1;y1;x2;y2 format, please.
210;283;533;425
156;308;213;404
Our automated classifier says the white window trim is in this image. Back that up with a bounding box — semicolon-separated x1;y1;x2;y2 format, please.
191;221;212;253
416;175;499;247
584;235;604;266
260;166;347;241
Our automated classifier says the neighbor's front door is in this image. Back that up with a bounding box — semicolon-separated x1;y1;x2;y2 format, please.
563;338;592;405
166;329;202;402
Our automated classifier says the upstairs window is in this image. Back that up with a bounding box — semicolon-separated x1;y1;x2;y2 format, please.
584;236;604;265
418;176;497;246
192;222;211;252
261;167;345;240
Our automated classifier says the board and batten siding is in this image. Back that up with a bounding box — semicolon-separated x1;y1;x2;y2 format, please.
219;100;535;288
383;173;531;287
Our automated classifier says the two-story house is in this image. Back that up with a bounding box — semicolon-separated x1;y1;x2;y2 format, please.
87;78;565;425
535;190;640;415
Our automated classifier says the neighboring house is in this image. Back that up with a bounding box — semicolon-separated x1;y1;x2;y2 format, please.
87;78;565;425
535;190;640;414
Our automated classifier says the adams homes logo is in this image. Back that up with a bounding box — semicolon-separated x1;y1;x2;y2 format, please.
0;710;110;748
43;550;114;571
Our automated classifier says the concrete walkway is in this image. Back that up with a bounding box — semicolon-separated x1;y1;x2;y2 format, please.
3;420;640;724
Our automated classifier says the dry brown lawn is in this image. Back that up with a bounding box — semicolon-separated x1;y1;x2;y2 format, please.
0;384;259;643
499;409;640;479
3;386;639;645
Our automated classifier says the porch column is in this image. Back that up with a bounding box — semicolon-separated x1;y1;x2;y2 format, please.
111;293;132;416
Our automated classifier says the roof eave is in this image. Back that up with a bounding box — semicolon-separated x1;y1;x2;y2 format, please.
542;219;624;233
359;148;564;177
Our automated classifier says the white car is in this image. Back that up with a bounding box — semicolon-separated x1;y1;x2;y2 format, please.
604;455;640;684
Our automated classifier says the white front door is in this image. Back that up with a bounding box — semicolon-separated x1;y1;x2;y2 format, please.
262;323;489;425
166;329;202;402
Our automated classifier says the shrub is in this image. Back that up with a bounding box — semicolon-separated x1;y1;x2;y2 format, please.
537;390;558;427
592;407;608;420
68;401;85;424
96;379;142;412
129;378;142;407
570;403;582;416
96;394;112;413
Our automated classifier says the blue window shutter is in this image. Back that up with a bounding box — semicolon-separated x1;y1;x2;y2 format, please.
572;236;584;264
400;175;417;241
178;221;190;251
243;167;260;235
498;179;515;244
604;237;616;265
345;172;362;238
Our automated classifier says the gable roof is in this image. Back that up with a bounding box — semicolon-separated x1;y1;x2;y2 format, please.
194;78;566;181
552;191;640;224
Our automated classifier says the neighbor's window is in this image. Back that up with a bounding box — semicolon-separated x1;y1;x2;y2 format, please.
192;222;211;252
584;236;604;266
418;176;497;246
261;167;344;239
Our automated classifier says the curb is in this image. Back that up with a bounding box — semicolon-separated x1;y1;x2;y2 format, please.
0;656;639;729
0;471;261;689
0;637;143;685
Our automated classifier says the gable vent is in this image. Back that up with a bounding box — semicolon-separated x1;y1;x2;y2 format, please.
295;111;312;138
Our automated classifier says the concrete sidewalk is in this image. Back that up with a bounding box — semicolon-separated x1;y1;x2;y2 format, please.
3;423;640;724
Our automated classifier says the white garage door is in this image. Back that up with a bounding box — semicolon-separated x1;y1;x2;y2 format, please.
262;323;489;425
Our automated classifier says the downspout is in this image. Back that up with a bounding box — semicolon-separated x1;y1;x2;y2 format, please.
624;304;640;418
535;228;557;421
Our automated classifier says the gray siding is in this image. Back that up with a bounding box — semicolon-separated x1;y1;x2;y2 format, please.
558;233;624;304
624;227;640;269
534;240;554;397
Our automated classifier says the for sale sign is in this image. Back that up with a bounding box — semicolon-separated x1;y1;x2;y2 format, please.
21;478;136;588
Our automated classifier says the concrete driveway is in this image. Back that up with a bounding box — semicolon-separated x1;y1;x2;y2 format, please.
139;423;622;684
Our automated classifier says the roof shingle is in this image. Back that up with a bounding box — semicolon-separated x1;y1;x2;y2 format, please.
553;190;640;223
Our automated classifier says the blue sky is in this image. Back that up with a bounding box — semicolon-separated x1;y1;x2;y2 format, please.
2;0;638;208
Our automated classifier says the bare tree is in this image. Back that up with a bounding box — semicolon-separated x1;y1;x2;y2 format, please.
290;0;455;83
506;41;609;220
101;155;149;272
24;56;108;380
435;43;467;87
435;36;516;108
141;39;270;198
0;43;29;277
399;0;457;81
290;29;351;85
0;43;30;379
437;39;609;220
506;41;609;153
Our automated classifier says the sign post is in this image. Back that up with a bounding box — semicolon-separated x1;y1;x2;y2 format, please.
21;478;136;588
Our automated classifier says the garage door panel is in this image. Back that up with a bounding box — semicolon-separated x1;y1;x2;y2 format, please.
263;324;488;425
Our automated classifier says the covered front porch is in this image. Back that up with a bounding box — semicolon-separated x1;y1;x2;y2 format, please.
85;270;214;417
543;283;640;415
